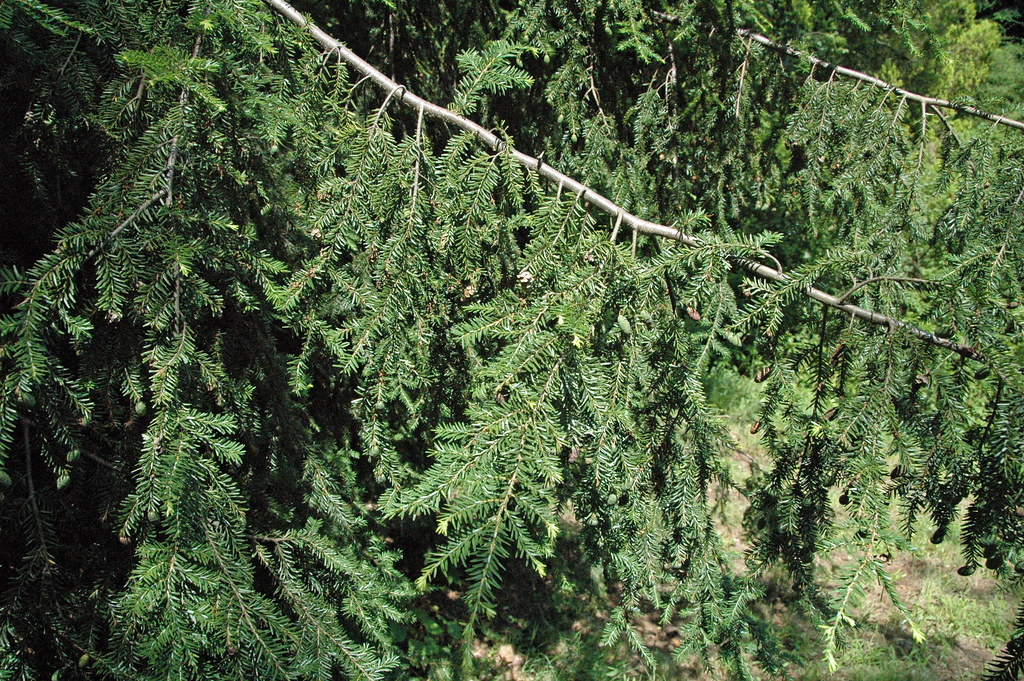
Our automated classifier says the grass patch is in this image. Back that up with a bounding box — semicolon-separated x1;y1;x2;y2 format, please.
793;519;1016;681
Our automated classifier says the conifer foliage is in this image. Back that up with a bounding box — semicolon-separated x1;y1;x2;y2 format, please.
0;0;1022;679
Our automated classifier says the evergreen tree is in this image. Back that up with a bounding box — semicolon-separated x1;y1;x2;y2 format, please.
0;0;1022;679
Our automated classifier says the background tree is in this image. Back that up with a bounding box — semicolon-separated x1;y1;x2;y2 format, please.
1;0;1022;679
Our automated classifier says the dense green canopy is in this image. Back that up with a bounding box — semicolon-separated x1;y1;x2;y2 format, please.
1;0;1023;679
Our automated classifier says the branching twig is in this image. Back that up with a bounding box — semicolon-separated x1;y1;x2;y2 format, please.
261;0;983;360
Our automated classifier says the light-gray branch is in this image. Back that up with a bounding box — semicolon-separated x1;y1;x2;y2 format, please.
260;0;981;360
650;10;1024;133
733;28;1024;133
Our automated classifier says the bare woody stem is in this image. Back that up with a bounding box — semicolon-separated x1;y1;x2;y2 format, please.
260;0;982;360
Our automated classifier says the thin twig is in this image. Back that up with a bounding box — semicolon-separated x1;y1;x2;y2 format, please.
372;84;406;130
586;60;611;132
816;70;836;150
82;449;118;470
166;130;183;334
764;253;784;275
260;0;983;360
22;417;51;571
891;94;907;130
993;185;1024;268
730;445;764;475
666;39;678;97
58;32;82;79
173;264;181;335
977;379;1003;454
85;189;168;259
408;104;425;227
917;101;927;171
736;37;751;118
254;534;287;545
610;210;623;242
836;276;936;304
929;105;963;145
167;9;209;336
